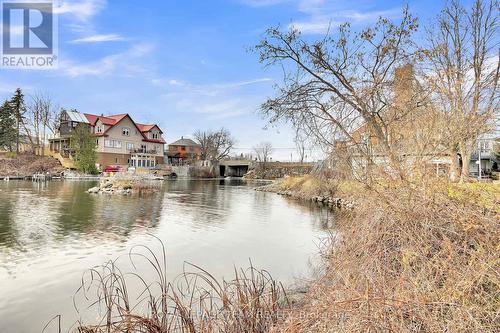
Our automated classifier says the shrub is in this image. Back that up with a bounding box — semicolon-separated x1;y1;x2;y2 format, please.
273;182;499;332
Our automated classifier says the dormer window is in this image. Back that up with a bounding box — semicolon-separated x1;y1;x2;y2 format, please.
152;132;159;139
96;126;102;133
122;127;130;136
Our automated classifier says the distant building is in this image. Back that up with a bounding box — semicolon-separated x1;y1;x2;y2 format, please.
49;110;166;169
167;137;201;164
469;134;499;178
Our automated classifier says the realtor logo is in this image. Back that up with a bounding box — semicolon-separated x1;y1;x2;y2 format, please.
1;1;58;69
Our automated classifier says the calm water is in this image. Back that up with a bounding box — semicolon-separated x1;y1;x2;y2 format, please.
0;179;331;332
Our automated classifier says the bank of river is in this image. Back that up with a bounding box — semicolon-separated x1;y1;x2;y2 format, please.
0;179;332;332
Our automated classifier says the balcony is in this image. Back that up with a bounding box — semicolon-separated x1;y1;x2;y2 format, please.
129;148;158;155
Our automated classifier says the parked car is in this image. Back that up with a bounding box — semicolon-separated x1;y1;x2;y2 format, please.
103;165;124;173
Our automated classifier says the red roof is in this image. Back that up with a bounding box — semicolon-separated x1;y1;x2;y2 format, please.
84;112;164;143
136;123;154;132
84;113;98;125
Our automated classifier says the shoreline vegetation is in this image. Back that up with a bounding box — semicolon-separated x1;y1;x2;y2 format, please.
61;175;499;333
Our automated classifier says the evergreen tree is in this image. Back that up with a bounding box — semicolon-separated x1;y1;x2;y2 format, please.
70;123;98;174
9;88;26;153
0;101;16;151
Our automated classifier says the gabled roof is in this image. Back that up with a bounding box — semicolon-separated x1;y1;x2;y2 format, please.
170;138;200;147
136;123;163;134
84;113;98;125
80;111;166;144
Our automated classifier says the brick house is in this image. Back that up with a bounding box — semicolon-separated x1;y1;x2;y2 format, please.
167;137;201;164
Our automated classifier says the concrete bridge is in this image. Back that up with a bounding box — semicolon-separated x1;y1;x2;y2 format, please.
219;160;252;177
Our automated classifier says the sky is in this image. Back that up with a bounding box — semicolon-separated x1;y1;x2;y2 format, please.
0;0;453;161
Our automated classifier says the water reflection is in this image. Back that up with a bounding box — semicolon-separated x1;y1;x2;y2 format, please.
0;179;331;333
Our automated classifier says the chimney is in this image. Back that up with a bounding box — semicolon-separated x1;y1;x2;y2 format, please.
394;64;414;107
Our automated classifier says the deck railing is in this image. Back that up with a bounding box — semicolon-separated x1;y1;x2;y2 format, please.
129;148;158;154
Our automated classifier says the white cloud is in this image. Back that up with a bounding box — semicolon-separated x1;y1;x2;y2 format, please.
154;77;272;120
152;77;272;96
70;34;126;43
55;0;107;21
59;43;154;77
290;8;402;34
176;97;252;120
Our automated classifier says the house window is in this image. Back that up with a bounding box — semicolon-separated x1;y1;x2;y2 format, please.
181;146;186;151
104;139;122;148
122;127;130;136
96;139;99;145
152;132;159;139
96;126;102;133
127;143;134;151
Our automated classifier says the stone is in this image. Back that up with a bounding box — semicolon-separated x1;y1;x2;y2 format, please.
87;187;100;194
103;182;113;189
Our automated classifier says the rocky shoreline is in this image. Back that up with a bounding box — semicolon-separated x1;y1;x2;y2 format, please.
87;176;161;195
255;182;355;210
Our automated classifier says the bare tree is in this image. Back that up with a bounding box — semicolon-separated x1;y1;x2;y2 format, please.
423;0;499;181
294;129;308;163
255;7;420;176
253;142;273;168
193;128;235;160
26;92;58;155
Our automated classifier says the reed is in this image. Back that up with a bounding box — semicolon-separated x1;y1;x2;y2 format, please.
73;235;289;333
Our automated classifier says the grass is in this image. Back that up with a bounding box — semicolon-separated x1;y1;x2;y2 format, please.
71;236;289;333
447;182;500;214
269;177;500;333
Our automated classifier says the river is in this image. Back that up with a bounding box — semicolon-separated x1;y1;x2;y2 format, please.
0;179;331;332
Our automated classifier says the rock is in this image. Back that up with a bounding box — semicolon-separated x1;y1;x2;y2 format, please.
87;187;100;194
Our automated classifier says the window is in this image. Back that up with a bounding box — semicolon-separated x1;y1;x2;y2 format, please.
95;139;99;145
104;139;122;148
152;132;159;139
181;146;186;151
127;143;134;151
122;127;130;136
96;126;103;133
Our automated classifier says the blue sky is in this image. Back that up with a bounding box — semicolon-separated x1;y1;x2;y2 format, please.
0;0;450;161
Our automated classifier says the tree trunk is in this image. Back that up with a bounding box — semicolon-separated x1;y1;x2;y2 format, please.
459;141;474;182
448;147;460;182
16;119;19;154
